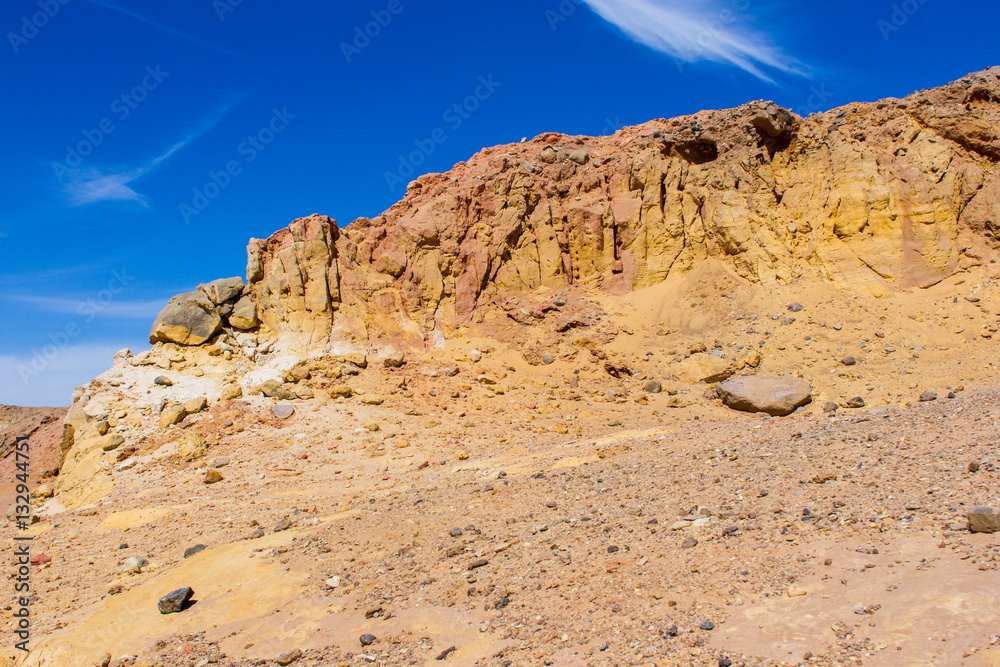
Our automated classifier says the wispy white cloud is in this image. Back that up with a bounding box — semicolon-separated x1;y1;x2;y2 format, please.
0;343;142;407
61;100;241;207
65;166;148;206
2;294;166;319
86;0;241;58
580;0;806;82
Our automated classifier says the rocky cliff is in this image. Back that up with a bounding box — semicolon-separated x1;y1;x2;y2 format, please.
151;68;1000;357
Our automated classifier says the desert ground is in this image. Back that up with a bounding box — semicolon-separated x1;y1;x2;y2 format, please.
5;260;1000;667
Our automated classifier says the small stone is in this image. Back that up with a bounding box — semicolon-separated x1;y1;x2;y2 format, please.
273;517;293;532
787;584;807;597
102;435;125;452
644;380;663;394
177;432;207;462
469;349;483;363
607;545;619;553
833;323;843;331
359;634;376;646
720;659;733;667
204;469;224;484
382;351;406;368
157;587;194;614
210;456;230;469
159;405;187;429
275;649;302;665
840;356;857;366
154;376;173;387
568;149;589;165
664;625;679;637
599;641;609;651
183;544;207;558
919;391;937;402
468;558;489;570
272;404;295;420
124;555;148;573
699;620;715;631
435;646;458;661
31;484;54;499
449;527;464;537
541;354;555;365
183;396;208;414
329;385;353;398
787;303;804;312
681;537;698;549
344;353;367;368
823;401;838;413
845;397;866;409
361;395;385;405
969;507;1000;534
545;500;558;508
969;461;981;473
221;384;243;400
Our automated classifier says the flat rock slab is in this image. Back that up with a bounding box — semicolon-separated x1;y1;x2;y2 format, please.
272;405;295;420
717;376;812;416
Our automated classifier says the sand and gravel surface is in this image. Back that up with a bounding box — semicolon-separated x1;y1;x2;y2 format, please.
6;372;1000;667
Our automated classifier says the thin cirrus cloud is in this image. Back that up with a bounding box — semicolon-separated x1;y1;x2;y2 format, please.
85;0;241;58
61;101;242;207
1;294;166;319
579;0;807;82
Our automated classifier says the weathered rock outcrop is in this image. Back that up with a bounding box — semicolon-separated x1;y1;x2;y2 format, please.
164;68;1000;354
150;278;255;345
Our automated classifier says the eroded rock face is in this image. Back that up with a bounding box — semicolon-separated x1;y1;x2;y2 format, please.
182;68;1000;353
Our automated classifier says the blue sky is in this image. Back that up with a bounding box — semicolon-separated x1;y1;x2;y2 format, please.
1;0;996;406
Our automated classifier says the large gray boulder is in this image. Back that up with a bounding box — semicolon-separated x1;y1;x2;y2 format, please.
717;375;812;416
199;277;245;305
149;291;223;346
228;295;259;330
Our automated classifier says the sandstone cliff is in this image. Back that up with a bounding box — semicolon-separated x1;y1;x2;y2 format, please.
154;67;999;358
